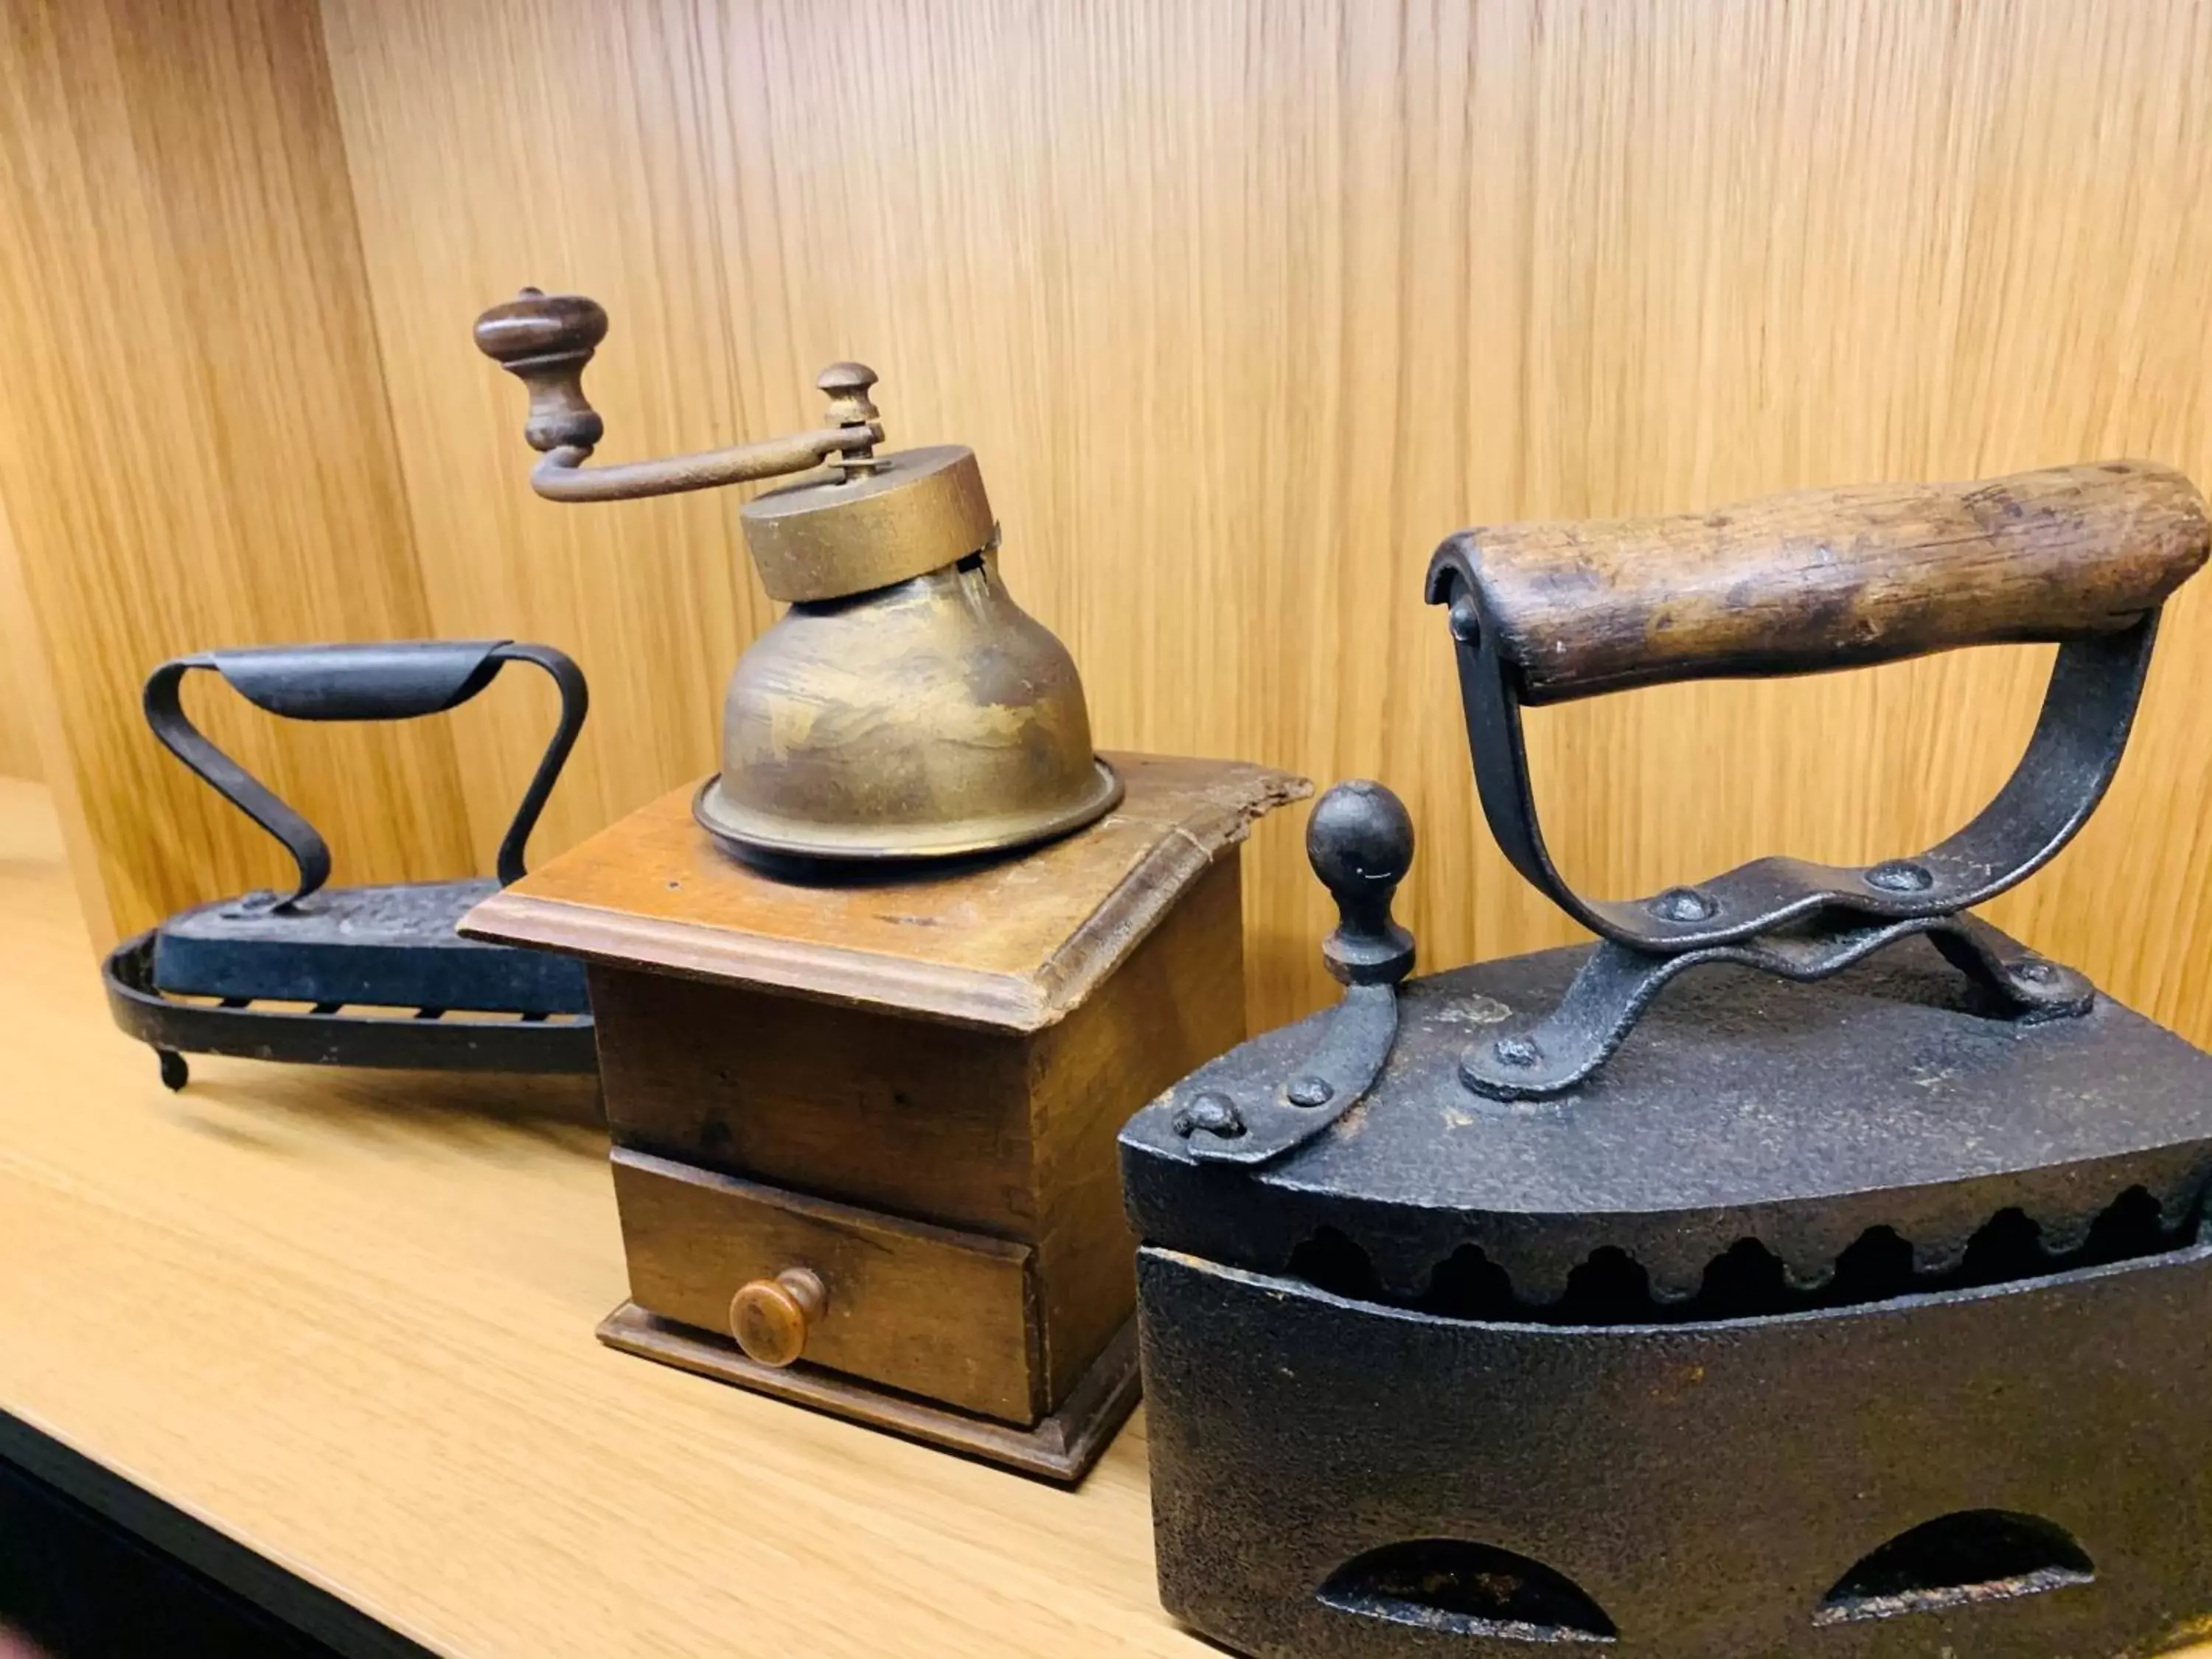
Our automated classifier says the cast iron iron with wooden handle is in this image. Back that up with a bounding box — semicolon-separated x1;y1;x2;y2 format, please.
1423;461;2210;1099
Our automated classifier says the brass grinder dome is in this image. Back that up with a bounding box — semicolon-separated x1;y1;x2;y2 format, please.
696;444;1122;863
473;293;1121;865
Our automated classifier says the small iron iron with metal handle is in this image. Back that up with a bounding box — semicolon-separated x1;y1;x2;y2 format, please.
105;640;594;1089
473;291;1120;867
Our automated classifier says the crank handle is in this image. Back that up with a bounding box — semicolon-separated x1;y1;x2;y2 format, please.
473;289;885;504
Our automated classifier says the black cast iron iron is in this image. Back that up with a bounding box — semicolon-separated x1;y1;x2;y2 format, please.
105;641;596;1090
1121;462;2212;1657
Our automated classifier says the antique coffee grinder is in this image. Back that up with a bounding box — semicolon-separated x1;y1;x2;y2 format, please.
472;289;1121;864
1123;462;2212;1652
466;291;1301;1480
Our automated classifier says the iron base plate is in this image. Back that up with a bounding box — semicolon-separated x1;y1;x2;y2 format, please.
153;879;588;1014
1139;1239;2212;1657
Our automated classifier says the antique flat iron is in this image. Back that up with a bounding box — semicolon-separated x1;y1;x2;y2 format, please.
1123;462;2212;1656
473;290;1119;866
104;641;595;1089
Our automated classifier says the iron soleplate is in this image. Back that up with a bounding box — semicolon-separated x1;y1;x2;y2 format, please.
1139;1239;2212;1658
152;878;587;1014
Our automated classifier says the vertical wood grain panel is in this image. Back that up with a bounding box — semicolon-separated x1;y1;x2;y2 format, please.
15;0;2205;1048
0;669;41;781
0;0;473;943
0;500;55;790
319;0;2212;1042
313;0;778;874
0;493;44;780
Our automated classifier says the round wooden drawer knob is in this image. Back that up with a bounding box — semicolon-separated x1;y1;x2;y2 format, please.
728;1267;828;1368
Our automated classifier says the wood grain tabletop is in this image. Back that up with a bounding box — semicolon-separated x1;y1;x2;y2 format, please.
6;773;2206;1659
0;779;1196;1658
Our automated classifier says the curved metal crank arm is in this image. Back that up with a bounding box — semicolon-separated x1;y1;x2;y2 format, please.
474;288;883;504
525;425;880;504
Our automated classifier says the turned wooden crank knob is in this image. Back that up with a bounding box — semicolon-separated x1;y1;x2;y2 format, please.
472;287;609;453
728;1267;828;1368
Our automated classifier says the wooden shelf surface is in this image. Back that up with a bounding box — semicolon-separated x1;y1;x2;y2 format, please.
9;774;2207;1659
0;779;1196;1658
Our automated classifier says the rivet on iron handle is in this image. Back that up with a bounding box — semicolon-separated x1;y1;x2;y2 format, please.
1180;781;1415;1166
1426;462;2211;1099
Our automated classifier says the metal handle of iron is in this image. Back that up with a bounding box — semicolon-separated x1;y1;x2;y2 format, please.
144;641;588;911
1427;462;2212;1098
472;289;884;502
1180;782;1417;1166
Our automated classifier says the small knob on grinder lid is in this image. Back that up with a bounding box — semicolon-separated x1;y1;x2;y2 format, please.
815;362;883;476
740;442;995;603
1308;780;1416;986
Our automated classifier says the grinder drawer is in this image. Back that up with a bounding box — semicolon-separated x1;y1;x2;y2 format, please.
610;1148;1038;1423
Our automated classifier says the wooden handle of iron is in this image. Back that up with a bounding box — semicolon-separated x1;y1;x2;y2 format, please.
1426;462;2211;704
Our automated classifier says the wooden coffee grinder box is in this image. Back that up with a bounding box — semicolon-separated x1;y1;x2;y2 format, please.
463;288;1304;1479
467;759;1297;1481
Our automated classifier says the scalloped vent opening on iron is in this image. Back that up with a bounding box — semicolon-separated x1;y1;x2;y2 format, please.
1284;1184;2197;1325
1814;1511;2093;1627
1318;1538;1618;1644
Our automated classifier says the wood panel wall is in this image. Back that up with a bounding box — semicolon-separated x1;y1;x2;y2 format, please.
0;654;41;779
0;0;475;942
7;0;2212;1043
0;499;42;780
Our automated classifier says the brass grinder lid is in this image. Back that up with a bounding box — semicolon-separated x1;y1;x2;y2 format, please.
740;444;996;604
